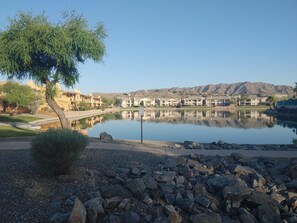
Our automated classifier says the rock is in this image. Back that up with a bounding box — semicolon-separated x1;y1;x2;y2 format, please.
184;141;203;149
153;217;170;223
231;152;245;161
124;212;140;223
143;194;154;205
189;213;222;223
149;206;164;219
154;171;175;183
230;165;256;175
251;172;266;188
68;197;87;223
164;205;182;223
99;132;113;141
222;185;252;201
50;213;70;223
244;191;278;209
100;184;132;198
257;202;281;223
207;174;244;193
237;208;257;223
194;194;211;208
131;167;142;176
103;214;121;223
104;196;122;210
286;196;297;212
143;175;159;190
85;197;105;223
175;198;194;210
126;178;146;199
286;178;297;190
270;192;286;204
164;158;177;171
117;198;131;210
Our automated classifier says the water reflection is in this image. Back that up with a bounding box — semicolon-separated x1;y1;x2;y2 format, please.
40;109;297;143
41;110;276;132
119;110;274;129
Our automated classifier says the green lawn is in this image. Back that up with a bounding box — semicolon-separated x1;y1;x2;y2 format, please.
0;125;38;137
0;114;43;123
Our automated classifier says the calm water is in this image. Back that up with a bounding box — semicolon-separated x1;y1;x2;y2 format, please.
72;110;296;144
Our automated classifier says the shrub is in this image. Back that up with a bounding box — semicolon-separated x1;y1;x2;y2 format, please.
30;128;89;175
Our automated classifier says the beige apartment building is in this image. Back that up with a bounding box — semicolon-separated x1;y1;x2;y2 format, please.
156;98;181;107
27;81;102;112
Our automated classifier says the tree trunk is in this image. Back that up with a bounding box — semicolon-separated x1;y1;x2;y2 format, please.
45;83;71;129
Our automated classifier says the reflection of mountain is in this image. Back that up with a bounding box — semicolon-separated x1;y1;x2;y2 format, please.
102;110;274;129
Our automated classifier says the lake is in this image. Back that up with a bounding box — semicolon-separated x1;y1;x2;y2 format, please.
69;109;297;144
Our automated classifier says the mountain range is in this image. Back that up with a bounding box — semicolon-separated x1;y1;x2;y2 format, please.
94;82;294;99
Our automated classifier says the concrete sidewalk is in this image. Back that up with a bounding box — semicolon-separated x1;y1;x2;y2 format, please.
1;138;297;158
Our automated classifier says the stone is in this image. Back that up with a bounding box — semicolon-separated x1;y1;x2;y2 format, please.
257;202;281;223
164;158;177;171
244;191;278;209
117;198;131;210
153;217;170;223
126;178;146;199
99;132;113;141
222;185;252;201
207;174;244;193
230;165;256;175
68;197;87;223
286;178;297;190
149;206;164;219
124;212;140;223
251;172;266;188
104;196;122;210
164;205;182;223
143;175;159;190
286;196;297;212
175;198;194;210
154;171;175;183
230;152;245;161
85;197;105;223
189;213;222;223
270;192;286;204
194;194;211;208
237;208;257;223
103;214;121;223
50;213;70;223
143;194;154;206
131;167;141;176
100;184;132;198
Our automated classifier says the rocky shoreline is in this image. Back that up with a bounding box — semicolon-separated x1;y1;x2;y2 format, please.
1;143;297;223
170;140;297;151
51;149;297;223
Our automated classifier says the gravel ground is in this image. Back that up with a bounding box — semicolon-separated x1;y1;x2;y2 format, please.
0;148;167;223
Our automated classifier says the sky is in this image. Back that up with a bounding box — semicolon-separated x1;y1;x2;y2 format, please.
0;0;296;94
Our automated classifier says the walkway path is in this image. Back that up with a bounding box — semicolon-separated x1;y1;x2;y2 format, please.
1;137;297;158
29;108;117;125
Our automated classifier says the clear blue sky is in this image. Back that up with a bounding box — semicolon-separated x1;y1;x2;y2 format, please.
0;0;296;93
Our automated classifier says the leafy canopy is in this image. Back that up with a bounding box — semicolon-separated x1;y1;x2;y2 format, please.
0;11;106;87
0;81;38;107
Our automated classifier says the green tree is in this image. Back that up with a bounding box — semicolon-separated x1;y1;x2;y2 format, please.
77;100;90;111
101;97;114;108
0;12;106;128
114;97;122;107
0;82;38;114
266;96;276;109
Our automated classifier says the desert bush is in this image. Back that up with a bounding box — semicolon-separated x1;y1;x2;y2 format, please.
30;128;89;175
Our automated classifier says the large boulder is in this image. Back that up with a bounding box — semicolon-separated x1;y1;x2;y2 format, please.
99;132;113;141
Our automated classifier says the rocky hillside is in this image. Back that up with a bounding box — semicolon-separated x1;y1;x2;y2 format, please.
130;82;293;98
